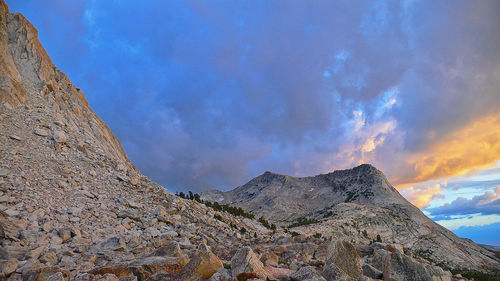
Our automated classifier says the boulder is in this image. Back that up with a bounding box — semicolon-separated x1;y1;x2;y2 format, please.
117;210;140;221
362;264;382;279
265;266;294;280
34;128;49;137
207;268;232;281
321;263;350;281
175;242;223;281
382;252;452;281
231;246;268;280
97;236;125;252
290;266;326;281
53;130;66;143
90;256;186;280
0;259;18;279
95;274;120;281
260;249;279;267
323;240;362;280
23;267;70;281
57;228;71;242
146;241;188;264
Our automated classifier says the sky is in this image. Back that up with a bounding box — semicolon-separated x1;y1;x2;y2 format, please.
6;0;500;245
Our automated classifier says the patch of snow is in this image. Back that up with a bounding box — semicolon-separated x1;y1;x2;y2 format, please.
309;188;314;192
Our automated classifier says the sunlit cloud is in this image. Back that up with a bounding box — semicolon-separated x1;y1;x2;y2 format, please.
400;184;443;208
392;113;500;187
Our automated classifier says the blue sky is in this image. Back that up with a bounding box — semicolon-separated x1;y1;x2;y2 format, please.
7;0;500;245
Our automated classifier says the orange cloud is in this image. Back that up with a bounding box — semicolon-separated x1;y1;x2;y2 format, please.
400;184;443;208
393;113;500;187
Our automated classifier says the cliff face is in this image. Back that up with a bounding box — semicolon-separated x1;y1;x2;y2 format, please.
0;2;128;164
202;164;500;272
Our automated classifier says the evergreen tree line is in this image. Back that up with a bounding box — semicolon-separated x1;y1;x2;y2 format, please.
176;191;254;219
177;190;279;231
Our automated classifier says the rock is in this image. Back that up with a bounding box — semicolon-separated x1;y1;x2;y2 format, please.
26;246;44;260
50;235;63;245
153;206;167;217
40;252;59;265
231;246;267;280
207;268;232;281
0;259;18;278
25;267;70;281
265;266;294;280
9;135;22;141
290;266;326;281
34;128;49;137
323;240;362;280
4;209;19;217
321;263;350;281
0;169;7;177
81;190;95;199
42;221;54;233
362;264;382;279
95;274;120;281
147;241;187;263
260;249;279;267
97;236;125;252
58;227;72;242
45;271;66;281
126;200;140;209
53;130;66;143
176;242;223;281
117;210;140;221
382;252;452;281
92;256;186;280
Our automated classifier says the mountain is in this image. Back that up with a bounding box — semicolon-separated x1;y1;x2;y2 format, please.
1;1;499;280
202;164;500;273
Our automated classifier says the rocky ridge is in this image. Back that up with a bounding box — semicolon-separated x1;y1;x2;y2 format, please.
0;1;498;280
202;165;500;274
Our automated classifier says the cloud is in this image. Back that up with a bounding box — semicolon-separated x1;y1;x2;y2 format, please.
427;186;500;220
6;0;500;195
391;114;500;186
400;184;443;208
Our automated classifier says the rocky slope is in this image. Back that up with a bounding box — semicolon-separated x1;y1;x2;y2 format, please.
202;165;500;274
0;1;498;280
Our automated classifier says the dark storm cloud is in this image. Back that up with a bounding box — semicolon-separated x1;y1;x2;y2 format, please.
7;0;500;192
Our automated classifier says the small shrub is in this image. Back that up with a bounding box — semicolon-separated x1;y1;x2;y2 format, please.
278;260;290;266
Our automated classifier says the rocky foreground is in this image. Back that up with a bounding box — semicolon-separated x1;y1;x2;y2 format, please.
0;1;499;280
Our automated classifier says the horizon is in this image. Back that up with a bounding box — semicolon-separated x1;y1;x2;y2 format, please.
7;0;500;246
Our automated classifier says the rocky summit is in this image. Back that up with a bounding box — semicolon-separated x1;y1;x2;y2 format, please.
0;1;499;281
202;165;500;276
